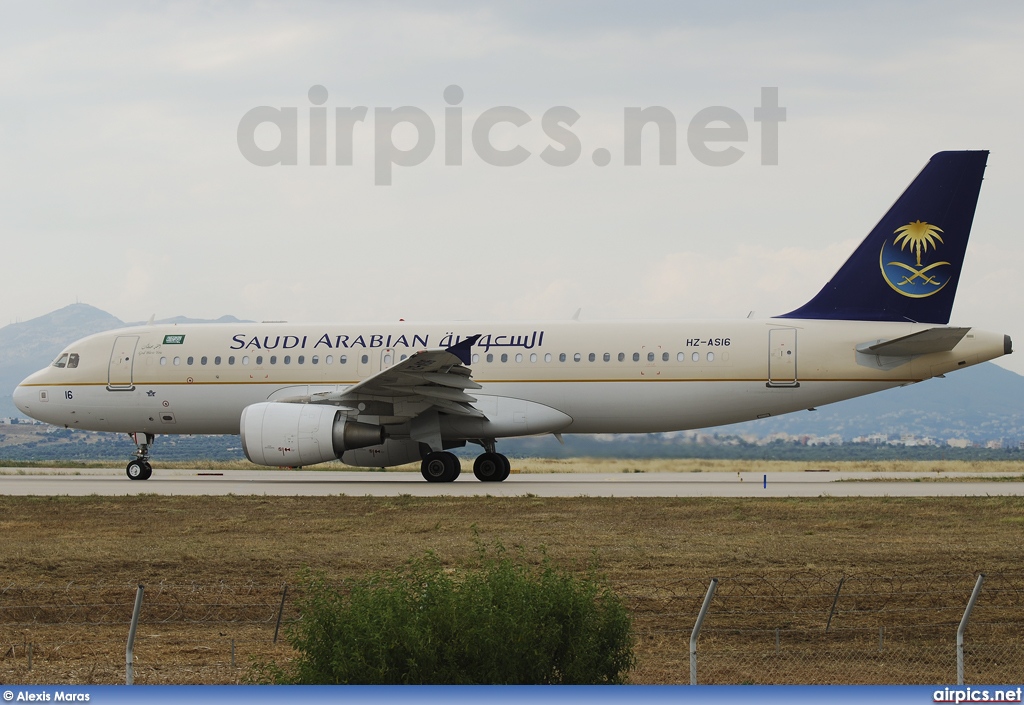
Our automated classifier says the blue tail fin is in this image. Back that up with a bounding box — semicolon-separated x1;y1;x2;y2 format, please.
779;150;988;324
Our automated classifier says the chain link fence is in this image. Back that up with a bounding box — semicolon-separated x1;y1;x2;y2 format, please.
3;572;1023;684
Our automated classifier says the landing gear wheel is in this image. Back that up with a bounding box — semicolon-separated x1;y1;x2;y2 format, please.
497;453;511;482
474;452;504;482
126;460;152;481
420;452;460;483
474;452;511;482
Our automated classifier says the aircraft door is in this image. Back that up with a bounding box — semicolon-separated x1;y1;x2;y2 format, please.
108;335;139;390
767;328;799;387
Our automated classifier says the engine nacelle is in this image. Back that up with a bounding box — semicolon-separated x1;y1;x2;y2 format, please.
240;402;386;467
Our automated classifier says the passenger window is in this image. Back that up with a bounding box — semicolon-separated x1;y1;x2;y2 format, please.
215;356;222;365
573;353;581;362
515;353;523;363
559;353;566;362
472;353;479;363
360;354;368;364
400;354;407;361
647;352;654;362
187;356;194;365
67;354;80;369
384;354;392;365
692;352;699;362
326;355;334;365
201;356;208;365
662;352;669;362
282;355;290;364
256;356;263;365
160;357;167;366
270;356;277;364
618;353;625;362
298;355;305;364
632;353;640;362
707;352;715;362
588;353;595;362
677;352;684;362
339;355;346;364
486;353;494;363
530;353;537;362
229;356;235;365
501;353;508;363
544;353;552;362
312;355;319;365
603;353;610;362
242;356;249;365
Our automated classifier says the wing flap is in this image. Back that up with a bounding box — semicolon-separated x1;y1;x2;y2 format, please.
294;335;484;422
383;385;478;403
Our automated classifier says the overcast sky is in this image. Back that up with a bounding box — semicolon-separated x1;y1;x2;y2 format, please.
3;2;1024;371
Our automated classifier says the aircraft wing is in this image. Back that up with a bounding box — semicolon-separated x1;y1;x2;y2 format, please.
307;334;485;419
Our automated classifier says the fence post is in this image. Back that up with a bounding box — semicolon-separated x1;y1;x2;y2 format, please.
825;577;845;632
690;577;718;685
126;584;145;685
957;574;985;685
273;583;288;644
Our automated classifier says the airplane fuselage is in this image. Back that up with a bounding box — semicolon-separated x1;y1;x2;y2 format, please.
13;318;1009;442
10;152;1007;481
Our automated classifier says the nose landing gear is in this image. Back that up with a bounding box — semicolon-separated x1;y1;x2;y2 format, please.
126;432;155;481
126;459;152;481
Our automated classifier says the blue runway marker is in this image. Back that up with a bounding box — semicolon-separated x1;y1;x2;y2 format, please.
764;474;767;489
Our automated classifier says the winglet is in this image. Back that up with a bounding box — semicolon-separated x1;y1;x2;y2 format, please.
446;334;481;365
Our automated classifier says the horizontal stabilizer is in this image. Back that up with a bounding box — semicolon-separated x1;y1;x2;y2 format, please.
857;327;970;357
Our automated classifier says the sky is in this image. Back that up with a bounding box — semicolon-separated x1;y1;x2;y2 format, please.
3;2;1024;372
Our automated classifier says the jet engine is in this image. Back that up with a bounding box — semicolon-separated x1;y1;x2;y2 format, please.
240;402;386;467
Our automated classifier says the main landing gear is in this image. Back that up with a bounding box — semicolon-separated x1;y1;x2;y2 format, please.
419;448;511;483
126;432;154;481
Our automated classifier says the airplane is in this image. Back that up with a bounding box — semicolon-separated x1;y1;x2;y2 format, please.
12;150;1010;482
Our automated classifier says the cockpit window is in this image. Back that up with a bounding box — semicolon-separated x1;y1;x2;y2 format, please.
67;353;80;369
52;354;69;368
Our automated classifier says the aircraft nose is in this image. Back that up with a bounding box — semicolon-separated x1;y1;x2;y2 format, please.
13;382;32;416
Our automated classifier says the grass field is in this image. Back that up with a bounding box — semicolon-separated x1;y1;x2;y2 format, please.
1;462;1022;684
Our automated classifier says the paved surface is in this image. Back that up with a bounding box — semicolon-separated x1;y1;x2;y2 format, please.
1;467;1022;497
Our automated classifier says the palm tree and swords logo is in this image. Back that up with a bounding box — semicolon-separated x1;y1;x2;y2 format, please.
879;220;951;298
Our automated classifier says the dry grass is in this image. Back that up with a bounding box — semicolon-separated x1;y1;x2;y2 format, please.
1;488;1022;684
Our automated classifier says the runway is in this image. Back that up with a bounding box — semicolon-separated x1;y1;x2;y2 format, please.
1;467;1023;497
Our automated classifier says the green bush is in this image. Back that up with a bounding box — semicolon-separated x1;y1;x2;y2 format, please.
257;549;635;684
